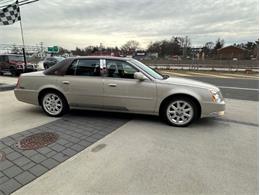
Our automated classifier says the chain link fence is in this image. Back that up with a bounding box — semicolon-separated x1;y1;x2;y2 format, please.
141;59;259;71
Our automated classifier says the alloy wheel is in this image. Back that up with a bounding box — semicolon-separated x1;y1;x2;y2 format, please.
166;100;194;126
42;93;63;116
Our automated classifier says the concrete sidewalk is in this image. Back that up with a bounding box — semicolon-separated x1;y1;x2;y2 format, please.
0;91;57;139
0;76;17;91
12;98;258;195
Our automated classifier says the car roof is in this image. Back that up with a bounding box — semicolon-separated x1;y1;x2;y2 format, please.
0;54;23;56
69;56;132;61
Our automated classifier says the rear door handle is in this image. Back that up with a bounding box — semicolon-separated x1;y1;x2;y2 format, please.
108;83;117;87
62;81;70;85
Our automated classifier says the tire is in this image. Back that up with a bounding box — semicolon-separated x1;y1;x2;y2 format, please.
160;97;198;127
40;91;68;117
43;63;49;70
9;67;17;76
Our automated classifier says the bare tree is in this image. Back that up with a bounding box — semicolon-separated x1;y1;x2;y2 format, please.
203;41;215;58
121;40;140;52
214;38;225;50
177;36;191;57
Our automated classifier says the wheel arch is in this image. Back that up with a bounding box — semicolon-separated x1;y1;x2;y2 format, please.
159;93;201;119
38;88;68;107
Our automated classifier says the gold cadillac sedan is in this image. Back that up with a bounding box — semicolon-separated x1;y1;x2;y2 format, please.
14;56;225;127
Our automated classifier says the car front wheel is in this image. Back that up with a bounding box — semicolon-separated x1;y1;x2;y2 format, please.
161;97;198;127
41;92;68;117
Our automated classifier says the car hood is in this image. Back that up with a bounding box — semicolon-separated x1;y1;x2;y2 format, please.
158;77;219;91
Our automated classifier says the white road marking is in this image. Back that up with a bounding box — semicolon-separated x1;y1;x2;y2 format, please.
218;86;259;91
162;71;259;80
187;72;232;78
221;73;259;79
164;72;191;77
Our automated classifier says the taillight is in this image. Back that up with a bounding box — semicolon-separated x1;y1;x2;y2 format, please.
16;76;21;88
16;65;24;69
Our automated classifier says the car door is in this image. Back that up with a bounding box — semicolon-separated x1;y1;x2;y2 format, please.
57;58;103;109
103;59;157;113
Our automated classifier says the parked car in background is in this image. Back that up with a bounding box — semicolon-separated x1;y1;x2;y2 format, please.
43;56;65;69
0;54;37;76
14;56;225;127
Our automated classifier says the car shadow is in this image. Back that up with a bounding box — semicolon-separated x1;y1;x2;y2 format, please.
67;109;219;127
23;106;221;128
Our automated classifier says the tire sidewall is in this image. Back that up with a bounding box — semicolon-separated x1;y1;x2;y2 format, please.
162;97;198;127
41;92;67;117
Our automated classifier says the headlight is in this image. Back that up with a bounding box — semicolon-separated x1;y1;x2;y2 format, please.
209;89;222;103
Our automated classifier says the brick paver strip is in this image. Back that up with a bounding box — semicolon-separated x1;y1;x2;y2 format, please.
0;114;129;194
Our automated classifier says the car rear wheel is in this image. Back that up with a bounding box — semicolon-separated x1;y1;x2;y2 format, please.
161;97;198;127
41;92;68;117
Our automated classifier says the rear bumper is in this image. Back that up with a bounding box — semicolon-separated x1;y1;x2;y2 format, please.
14;88;39;105
201;100;225;118
24;69;37;73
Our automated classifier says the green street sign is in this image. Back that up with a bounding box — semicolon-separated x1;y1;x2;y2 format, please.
53;46;59;52
48;46;59;53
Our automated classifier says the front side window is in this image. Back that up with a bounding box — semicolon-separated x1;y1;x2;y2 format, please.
105;60;138;79
129;59;163;80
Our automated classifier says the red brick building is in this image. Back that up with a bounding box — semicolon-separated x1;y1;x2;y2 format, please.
217;46;246;60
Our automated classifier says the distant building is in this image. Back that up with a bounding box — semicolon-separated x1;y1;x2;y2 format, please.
133;50;147;60
217;46;246;60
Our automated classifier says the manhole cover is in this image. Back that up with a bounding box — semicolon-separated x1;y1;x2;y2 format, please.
15;132;59;150
0;151;6;161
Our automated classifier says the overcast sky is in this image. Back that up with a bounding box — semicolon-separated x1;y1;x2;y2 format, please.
0;0;259;49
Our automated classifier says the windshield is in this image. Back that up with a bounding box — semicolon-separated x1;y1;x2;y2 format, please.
55;57;65;62
8;55;24;62
129;59;164;80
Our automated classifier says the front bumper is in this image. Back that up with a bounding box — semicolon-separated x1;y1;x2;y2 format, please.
201;100;225;118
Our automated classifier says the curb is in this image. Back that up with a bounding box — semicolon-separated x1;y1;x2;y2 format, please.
0;84;16;91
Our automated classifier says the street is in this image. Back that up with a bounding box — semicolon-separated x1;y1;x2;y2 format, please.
0;72;258;195
161;71;259;101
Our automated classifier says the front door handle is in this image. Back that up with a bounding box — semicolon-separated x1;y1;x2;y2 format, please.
108;83;117;87
62;81;70;85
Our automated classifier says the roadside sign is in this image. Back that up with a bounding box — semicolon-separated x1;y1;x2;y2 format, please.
47;46;59;53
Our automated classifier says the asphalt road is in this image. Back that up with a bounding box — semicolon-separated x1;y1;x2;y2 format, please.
0;74;258;101
188;77;259;101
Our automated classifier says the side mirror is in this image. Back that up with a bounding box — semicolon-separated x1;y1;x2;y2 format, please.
134;72;147;81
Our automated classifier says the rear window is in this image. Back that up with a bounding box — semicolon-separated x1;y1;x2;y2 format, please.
0;56;7;62
8;55;24;62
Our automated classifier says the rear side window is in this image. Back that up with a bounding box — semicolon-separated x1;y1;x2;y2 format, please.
66;60;78;75
76;59;100;76
66;59;101;76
